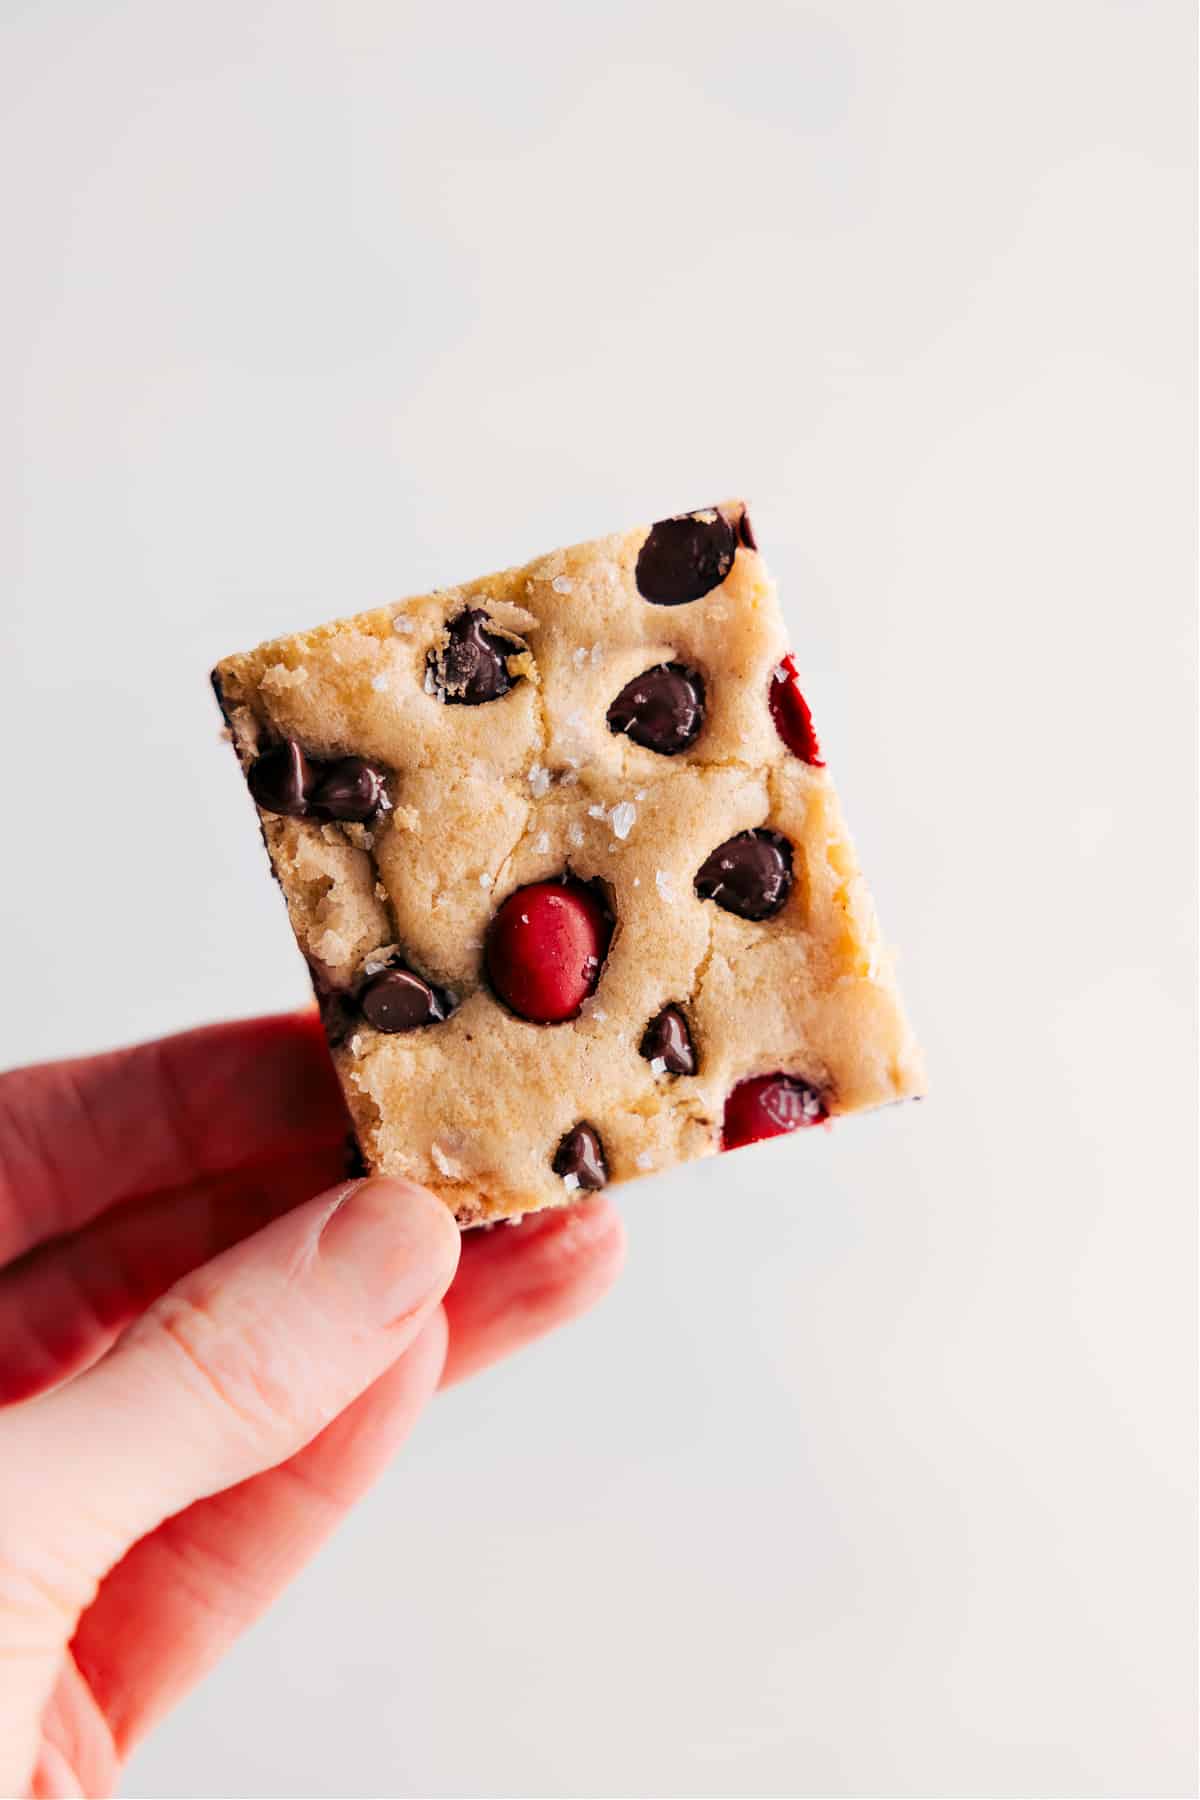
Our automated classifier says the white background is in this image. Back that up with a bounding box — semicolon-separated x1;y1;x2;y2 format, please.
1;3;1196;1796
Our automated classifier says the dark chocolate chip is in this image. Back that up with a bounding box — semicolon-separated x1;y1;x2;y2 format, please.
552;1122;608;1190
635;509;737;605
737;508;758;551
307;964;357;1046
342;1132;369;1179
360;966;447;1033
640;1004;697;1076
606;662;705;755
694;828;793;921
432;608;519;704
247;739;313;817
310;756;387;822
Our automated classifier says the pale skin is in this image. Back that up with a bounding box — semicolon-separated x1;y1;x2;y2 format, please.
0;1012;626;1797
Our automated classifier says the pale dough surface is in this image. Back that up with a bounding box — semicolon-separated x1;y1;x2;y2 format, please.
214;507;924;1223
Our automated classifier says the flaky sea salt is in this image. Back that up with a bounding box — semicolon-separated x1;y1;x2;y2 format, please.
635;1153;655;1171
528;764;551;797
610;801;636;839
371;673;389;693
552;575;574;594
587;803;607;820
392;613;415;635
589;643;603;666
568;822;585;847
349;1034;364;1057
431;1143;461;1178
650;1056;666;1075
478;872;493;889
534;831;551;854
655;869;676;904
572;645;588;668
363;945;399;976
562;1171;581;1192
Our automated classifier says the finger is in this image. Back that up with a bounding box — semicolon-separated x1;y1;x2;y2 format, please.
70;1200;626;1755
1;1175;459;1589
0;1142;348;1405
0;1011;347;1265
441;1195;626;1387
71;1312;448;1759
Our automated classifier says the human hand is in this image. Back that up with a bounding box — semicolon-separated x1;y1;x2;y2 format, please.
0;1013;625;1797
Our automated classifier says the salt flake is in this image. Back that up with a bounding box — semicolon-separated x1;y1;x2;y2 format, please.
636;1153;655;1171
552;575;574;594
655;869;677;904
610;801;636;840
562;1171;581;1193
392;614;415;635
371;673;389;693
528;763;551;797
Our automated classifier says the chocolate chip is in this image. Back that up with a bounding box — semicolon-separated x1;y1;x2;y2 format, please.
552;1122;608;1190
635;509;737;605
737;507;758;551
431;609;519;704
640;1004;697;1076
342;1132;369;1179
307;963;357;1047
607;662;705;755
694;829;793;921
310;756;387;822
360;966;447;1033
247;739;313;817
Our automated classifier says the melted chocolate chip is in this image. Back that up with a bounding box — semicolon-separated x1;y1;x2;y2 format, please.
432;608;520;704
635;509;737;605
737;508;758;551
552;1122;608;1191
607;662;705;755
640;1004;697;1076
360;966;447;1033
310;756;387;822
247;740;313;817
694;829;793;921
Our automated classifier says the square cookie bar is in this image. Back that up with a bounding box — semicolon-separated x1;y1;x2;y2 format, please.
213;502;923;1224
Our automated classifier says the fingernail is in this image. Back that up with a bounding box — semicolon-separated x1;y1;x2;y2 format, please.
318;1176;460;1324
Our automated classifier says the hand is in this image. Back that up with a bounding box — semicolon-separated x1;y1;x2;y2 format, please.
0;1013;625;1798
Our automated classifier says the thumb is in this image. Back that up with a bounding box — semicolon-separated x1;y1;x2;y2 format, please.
5;1174;460;1588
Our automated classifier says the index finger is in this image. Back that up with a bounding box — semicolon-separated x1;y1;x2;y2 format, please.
0;1011;348;1265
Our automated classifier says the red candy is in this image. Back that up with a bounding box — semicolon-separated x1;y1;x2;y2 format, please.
485;880;610;1023
722;1074;827;1149
769;655;824;766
